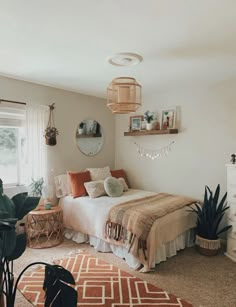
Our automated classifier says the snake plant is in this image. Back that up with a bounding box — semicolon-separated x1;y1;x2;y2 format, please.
189;184;232;240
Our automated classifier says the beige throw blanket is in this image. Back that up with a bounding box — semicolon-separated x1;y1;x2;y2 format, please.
105;193;196;259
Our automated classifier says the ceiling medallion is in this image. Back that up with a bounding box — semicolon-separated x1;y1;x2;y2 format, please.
107;52;143;67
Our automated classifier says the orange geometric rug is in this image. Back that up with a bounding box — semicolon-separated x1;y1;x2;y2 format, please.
17;252;192;307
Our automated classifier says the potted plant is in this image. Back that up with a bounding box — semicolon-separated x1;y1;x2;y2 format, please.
78;122;84;135
45;103;59;146
144;110;154;130
45;127;59;146
0;179;77;307
189;184;232;256
29;177;44;197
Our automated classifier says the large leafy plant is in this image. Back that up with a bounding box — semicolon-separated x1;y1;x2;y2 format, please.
0;179;77;307
189;184;232;240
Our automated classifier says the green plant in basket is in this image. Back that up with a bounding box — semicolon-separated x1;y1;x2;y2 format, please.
189;184;232;255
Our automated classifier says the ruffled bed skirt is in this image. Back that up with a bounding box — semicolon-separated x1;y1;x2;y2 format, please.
64;228;194;269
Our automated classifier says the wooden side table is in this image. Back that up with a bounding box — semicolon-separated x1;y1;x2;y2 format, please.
26;207;64;248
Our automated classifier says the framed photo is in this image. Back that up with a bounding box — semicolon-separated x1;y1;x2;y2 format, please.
161;108;176;129
130;115;143;131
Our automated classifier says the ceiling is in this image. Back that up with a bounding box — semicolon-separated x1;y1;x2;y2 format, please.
0;0;235;98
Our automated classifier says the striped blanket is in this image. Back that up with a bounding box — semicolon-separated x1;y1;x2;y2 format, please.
105;193;196;258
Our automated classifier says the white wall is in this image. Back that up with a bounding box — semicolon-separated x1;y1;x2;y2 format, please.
115;82;236;199
0;76;115;191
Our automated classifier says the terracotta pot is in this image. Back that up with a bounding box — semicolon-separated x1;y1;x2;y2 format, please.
195;235;221;256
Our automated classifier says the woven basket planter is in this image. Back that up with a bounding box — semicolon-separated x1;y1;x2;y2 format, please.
195;235;221;256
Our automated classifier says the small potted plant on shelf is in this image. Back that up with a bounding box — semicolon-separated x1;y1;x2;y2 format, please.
78;122;84;134
144;110;154;130
189;184;232;256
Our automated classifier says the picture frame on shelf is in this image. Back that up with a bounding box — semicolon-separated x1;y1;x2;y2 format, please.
130;115;143;131
161;107;176;130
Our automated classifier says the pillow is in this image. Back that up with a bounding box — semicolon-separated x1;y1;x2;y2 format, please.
118;177;129;192
54;174;72;198
84;180;106;198
104;177;124;197
87;166;111;181
111;169;129;187
68;171;91;198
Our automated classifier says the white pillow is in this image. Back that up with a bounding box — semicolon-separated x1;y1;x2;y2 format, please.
84;180;106;198
87;166;111;181
54;174;71;198
118;177;129;192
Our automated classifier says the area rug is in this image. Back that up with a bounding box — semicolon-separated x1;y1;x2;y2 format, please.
17;252;192;306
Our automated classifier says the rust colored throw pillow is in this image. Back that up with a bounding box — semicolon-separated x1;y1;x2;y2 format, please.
68;171;91;198
110;169;130;187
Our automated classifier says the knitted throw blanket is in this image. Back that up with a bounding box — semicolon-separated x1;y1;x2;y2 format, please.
105;193;196;258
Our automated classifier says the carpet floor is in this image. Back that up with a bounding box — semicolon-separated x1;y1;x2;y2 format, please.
14;239;236;307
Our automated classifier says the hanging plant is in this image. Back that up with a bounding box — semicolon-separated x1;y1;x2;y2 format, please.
45;103;59;146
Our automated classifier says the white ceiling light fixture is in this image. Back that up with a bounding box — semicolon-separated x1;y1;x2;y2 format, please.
107;52;143;67
106;53;142;114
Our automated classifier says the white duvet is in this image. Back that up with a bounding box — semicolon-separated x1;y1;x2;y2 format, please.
59;189;196;268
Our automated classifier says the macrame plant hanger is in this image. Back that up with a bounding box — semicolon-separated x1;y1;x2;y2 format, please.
45;103;59;146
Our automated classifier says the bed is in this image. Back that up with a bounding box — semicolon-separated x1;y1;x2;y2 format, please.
59;188;197;272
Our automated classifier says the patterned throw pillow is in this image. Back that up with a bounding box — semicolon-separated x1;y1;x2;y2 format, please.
84;180;106;198
67;171;91;198
104;177;124;197
87;166;111;181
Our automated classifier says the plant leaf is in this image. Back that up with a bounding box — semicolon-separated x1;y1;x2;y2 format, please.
50;281;77;307
217;225;232;236
6;233;27;261
12;194;40;220
0;193;15;218
2;229;16;257
43;265;77;307
52;265;75;285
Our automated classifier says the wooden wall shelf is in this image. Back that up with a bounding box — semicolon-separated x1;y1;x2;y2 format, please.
124;129;178;136
77;133;102;138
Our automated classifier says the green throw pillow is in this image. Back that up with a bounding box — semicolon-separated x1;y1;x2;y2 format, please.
104;177;123;197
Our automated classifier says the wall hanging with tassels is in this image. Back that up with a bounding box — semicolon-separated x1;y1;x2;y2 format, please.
45;103;59;146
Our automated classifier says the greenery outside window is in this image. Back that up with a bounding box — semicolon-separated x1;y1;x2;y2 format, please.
0;104;26;186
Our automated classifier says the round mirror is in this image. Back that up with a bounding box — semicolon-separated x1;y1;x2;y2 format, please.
76;120;104;156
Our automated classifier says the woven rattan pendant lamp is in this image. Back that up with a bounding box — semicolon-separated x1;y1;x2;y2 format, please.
106;53;142;114
107;77;142;114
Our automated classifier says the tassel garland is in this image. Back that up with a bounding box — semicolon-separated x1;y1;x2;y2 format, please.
134;141;174;160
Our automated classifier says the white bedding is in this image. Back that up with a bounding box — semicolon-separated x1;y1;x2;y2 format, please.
59;189;196;270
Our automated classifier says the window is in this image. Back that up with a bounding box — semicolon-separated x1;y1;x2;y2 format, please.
0;103;26;186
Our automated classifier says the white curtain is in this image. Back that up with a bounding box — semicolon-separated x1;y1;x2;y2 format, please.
25;104;48;185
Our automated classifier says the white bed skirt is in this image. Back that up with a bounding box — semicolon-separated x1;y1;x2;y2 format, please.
64;228;194;269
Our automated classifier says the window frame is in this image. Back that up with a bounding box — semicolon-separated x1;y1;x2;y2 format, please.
0;104;26;187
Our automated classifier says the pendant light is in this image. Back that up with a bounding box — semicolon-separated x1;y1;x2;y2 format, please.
106;53;143;114
107;77;142;114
